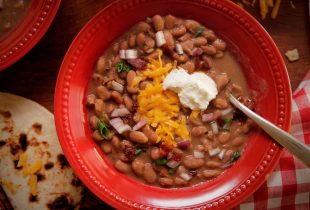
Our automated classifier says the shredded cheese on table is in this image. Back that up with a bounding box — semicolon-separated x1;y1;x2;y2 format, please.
133;50;190;147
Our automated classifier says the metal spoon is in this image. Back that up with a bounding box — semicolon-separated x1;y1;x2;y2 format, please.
229;94;310;168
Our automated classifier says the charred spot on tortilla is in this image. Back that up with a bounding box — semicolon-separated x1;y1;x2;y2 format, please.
29;194;38;202
0;140;6;147
10;143;21;155
32;123;42;134
47;194;75;210
37;173;45;181
71;177;82;187
19;133;28;151
44;162;54;170
57;154;69;169
0;110;12;118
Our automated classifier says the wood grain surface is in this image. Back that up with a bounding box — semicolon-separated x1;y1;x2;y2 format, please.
0;1;309;209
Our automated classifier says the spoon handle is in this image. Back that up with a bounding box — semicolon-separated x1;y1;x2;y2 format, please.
229;94;310;168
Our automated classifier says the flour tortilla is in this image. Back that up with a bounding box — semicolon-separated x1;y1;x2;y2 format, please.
0;92;83;210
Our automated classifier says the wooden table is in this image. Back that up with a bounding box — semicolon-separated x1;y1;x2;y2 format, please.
0;1;309;209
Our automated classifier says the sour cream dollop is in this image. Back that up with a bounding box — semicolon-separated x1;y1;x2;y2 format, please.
163;67;218;110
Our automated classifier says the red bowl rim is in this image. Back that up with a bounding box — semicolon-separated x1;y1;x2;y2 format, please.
54;0;292;209
0;0;61;71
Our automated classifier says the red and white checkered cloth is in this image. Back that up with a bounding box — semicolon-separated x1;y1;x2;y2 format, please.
236;70;310;210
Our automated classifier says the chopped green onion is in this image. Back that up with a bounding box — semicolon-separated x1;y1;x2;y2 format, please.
97;119;109;138
168;167;177;175
155;158;168;166
224;118;233;123
194;27;205;37
135;148;143;156
115;61;131;72
230;151;241;163
220;118;233;131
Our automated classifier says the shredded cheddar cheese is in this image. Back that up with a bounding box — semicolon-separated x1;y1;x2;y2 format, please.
1;180;16;194
29;160;43;174
134;49;189;147
17;153;27;168
29;175;38;196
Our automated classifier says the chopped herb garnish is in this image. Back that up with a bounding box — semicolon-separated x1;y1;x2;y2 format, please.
224;118;233;123
135;148;143;156
168;167;177;175
155;158;168;166
194;27;205;37
230;151;241;163
115;61;131;72
97;119;109;138
220;118;233;131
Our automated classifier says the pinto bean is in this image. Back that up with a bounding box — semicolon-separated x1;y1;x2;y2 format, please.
86;94;96;106
183;155;205;169
212;39;226;51
164;14;176;29
202;29;217;41
143;37;155;53
191;126;208;137
217;131;231;144
92;73;104;84
128;34;136;48
137;21;151;33
170;25;187;37
184;19;200;33
202;169;222;178
180;60;195;73
193;37;208;46
111;135;120;149
126;71;138;94
215;50;224;58
120;140;133;151
96;56;106;74
172;53;189;63
111;91;123;104
212;97;229;109
159;168;170;178
163;30;175;51
206;160;221;168
232;136;244;147
143;163;157;183
115;160;130;173
132;158;145;177
129;131;148;144
172;148;184;156
142;126;158;144
105;103;115;115
136;33;146;48
214;73;229;91
100;142;112;154
92;130;104;141
201;45;217;55
150;147;160;160
94;99;105;116
178;33;192;42
223;149;234;162
152;15;164;31
119;40;128;50
180;40;194;55
123;95;133;111
144;50;158;61
159;177;174;187
188;113;203;126
89;115;99;129
174;177;188;186
139;81;149;90
96;86;111;100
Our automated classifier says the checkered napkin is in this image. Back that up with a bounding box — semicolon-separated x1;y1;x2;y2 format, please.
235;70;310;210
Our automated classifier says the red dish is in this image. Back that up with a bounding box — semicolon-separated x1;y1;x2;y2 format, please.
0;0;61;70
54;0;292;209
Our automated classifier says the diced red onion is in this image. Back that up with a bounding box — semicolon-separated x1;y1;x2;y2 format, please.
132;119;148;131
180;172;192;181
119;49;126;59
166;160;181;168
208;147;221;157
193;150;205;159
176;43;184;55
111;81;124;93
192;47;203;56
221;108;233;116
155;31;166;47
125;49;138;59
177;140;190;150
110;108;130;117
220;162;233;169
202;113;214;122
109;117;131;134
218;149;226;160
210;121;219;135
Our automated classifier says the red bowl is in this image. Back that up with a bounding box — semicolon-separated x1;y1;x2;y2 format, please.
54;0;292;209
0;0;61;70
